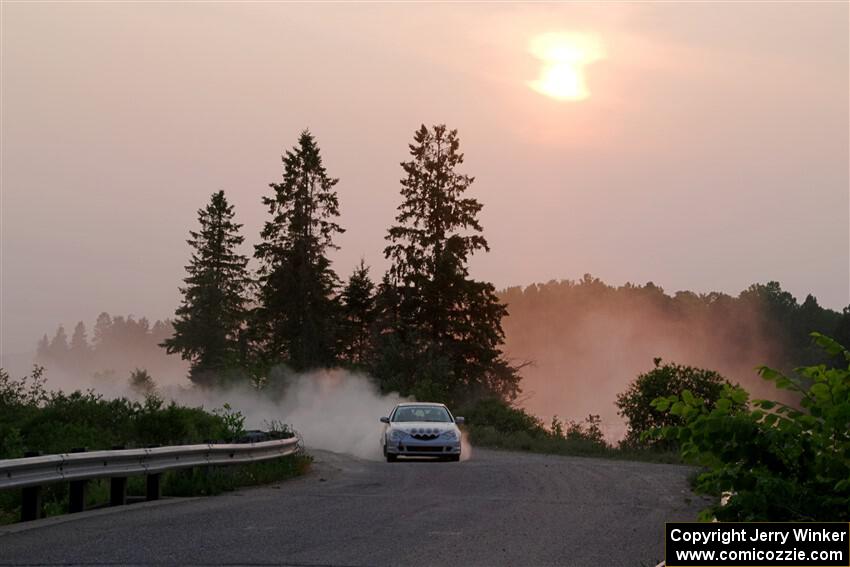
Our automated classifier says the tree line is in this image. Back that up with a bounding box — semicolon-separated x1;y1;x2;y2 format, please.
35;314;176;384
161;125;521;405
500;276;850;370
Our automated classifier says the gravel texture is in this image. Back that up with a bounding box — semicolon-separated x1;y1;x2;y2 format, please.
0;448;709;566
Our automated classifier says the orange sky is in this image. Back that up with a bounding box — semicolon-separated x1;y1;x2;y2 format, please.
1;2;848;355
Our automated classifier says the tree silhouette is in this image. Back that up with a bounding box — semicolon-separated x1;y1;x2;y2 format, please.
48;325;69;362
253;130;344;372
379;124;520;403
339;260;376;368
129;368;156;397
36;334;50;363
162;190;250;386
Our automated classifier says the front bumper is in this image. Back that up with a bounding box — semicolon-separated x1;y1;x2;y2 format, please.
386;437;461;456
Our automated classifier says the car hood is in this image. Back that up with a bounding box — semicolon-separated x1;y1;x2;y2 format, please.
390;422;458;435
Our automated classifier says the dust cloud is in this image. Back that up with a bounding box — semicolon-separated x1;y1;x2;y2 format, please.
499;280;788;440
174;370;410;460
26;365;410;461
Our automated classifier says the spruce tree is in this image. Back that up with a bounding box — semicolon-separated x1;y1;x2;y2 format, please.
162;190;249;386
339;260;376;368
36;334;50;363
48;325;69;362
69;322;89;355
381;124;520;403
69;321;91;373
253;130;343;372
93;312;113;351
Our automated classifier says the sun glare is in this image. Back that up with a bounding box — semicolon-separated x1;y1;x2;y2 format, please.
528;32;605;101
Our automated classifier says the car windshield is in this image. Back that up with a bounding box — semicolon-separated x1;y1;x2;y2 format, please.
392;406;452;423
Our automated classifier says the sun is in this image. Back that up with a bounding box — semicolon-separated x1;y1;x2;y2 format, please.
528;32;605;101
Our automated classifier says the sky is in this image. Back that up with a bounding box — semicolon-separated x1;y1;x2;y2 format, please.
1;2;848;356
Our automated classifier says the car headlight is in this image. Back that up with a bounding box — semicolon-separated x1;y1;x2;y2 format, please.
389;429;406;441
440;430;458;440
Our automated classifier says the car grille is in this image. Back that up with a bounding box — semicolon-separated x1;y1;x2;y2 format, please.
404;446;444;452
411;434;439;441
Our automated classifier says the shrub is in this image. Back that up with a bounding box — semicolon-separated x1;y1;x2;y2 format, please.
0;366;247;457
0;366;311;524
562;414;605;445
616;359;735;448
129;368;156;397
651;333;850;521
462;398;546;436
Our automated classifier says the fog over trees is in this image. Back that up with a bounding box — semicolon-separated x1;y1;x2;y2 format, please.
27;125;850;435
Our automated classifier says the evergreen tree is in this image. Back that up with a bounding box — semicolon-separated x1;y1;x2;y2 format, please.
36;334;50;362
48;325;69;361
380;124;520;403
162;190;249;386
69;321;91;371
339;260;376;367
69;322;89;355
253;130;344;372
93;312;113;351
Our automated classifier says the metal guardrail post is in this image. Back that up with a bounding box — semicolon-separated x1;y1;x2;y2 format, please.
68;448;88;513
20;451;42;522
110;476;127;506
109;446;127;506
146;474;161;501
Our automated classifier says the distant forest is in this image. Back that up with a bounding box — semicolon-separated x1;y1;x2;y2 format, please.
34;277;848;415
28;124;850;423
498;276;849;432
35;314;184;389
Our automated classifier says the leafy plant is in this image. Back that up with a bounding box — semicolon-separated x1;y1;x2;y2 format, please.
212;403;246;441
616;359;735;448
650;333;850;521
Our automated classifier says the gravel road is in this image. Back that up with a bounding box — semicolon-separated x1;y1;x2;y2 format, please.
0;448;709;566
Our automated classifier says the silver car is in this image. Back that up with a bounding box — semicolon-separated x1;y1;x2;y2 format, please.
380;402;464;462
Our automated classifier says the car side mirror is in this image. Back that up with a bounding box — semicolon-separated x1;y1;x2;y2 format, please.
380;417;390;424
455;416;465;425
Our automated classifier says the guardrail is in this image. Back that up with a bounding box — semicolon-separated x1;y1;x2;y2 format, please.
0;437;299;522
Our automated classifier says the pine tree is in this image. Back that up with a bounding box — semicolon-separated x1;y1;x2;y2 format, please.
380;124;520;403
253;130;344;372
162;190;250;386
69;322;89;355
69;321;91;373
36;334;50;362
93;312;113;351
48;325;69;362
339;260;376;368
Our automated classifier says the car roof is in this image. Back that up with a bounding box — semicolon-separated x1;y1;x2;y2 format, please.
395;402;447;407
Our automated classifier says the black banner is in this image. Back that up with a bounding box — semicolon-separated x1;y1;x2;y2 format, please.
666;523;850;566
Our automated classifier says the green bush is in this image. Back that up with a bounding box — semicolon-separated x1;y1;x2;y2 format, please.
0;366;311;525
462;399;676;462
0;367;243;458
650;333;850;521
462;398;546;436
617;359;736;449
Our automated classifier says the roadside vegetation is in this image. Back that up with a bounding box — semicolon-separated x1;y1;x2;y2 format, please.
0;366;310;525
461;398;679;463
615;360;741;450
649;333;850;521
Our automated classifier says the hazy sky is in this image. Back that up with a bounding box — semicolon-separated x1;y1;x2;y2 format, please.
2;2;848;356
